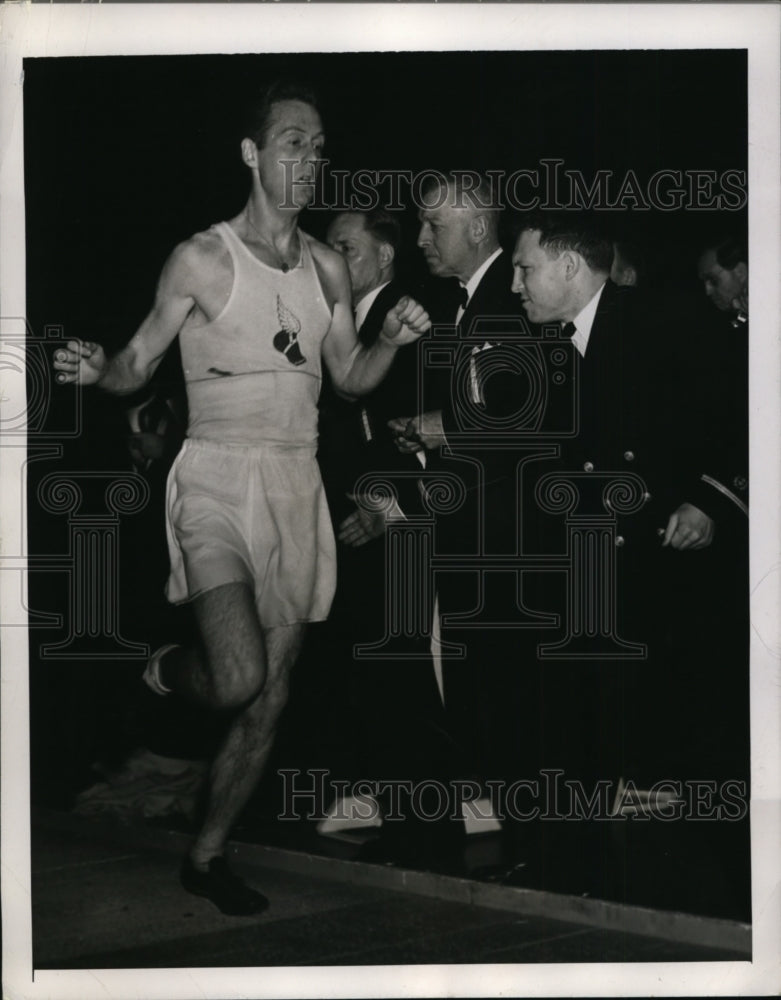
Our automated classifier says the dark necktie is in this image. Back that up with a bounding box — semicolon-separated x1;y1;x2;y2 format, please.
561;321;576;340
457;285;469;314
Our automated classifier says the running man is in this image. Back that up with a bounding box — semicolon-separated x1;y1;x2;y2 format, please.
53;81;430;915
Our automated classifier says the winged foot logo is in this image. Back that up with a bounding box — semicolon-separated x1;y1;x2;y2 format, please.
272;295;307;367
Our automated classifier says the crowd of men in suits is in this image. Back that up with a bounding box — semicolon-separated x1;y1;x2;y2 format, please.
307;174;749;861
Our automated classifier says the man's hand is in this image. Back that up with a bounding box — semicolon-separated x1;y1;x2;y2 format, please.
380;296;431;347
388;410;446;453
53;340;108;386
662;503;715;550
337;505;387;547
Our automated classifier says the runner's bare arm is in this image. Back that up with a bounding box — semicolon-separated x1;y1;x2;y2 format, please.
316;245;430;397
52;240;202;395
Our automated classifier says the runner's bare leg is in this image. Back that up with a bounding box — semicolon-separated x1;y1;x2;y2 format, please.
163;582;305;867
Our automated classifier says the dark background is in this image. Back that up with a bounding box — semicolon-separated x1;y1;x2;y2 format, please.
25;49;747;352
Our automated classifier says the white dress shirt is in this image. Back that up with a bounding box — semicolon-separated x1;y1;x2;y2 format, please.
568;281;607;357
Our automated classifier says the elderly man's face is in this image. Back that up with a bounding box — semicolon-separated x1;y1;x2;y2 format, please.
327;213;386;305
416;185;474;282
697;249;747;312
511;229;569;324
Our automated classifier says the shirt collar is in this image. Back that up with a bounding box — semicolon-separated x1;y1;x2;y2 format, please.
569;280;607;356
354;280;391;333
459;247;503;312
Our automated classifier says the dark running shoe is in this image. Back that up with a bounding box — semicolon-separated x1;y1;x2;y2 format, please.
180;855;269;916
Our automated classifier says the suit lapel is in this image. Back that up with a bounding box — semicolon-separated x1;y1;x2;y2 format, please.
357;281;401;348
579;281;618;369
459;252;514;341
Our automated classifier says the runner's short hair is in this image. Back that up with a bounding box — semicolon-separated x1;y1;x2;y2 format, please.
243;80;321;149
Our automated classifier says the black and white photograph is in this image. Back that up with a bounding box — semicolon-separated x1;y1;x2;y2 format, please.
1;4;779;998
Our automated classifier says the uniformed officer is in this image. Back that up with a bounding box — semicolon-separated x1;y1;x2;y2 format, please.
510;213;728;787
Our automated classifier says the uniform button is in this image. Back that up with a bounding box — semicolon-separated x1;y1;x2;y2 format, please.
615;535;625;547
733;475;748;491
643;491;652;502
583;461;595;472
623;450;635;462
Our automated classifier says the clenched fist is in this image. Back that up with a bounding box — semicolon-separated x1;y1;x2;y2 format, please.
53;340;107;386
380;296;431;347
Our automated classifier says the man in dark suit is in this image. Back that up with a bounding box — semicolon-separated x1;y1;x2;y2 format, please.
320;209;423;528
389;172;533;797
693;233;749;529
510;213;745;787
682;233;749;781
313;208;462;866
